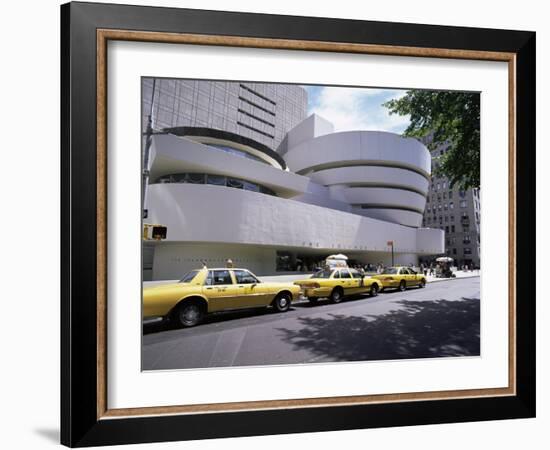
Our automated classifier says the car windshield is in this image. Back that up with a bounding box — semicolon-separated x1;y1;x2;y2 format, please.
312;269;334;279
381;267;398;275
179;270;200;283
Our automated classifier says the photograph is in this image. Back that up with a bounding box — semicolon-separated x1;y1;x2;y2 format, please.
141;78;481;371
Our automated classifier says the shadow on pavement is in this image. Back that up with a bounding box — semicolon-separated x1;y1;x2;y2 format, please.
277;298;480;361
143;305;294;335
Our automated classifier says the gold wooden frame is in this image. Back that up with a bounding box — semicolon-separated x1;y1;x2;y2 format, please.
96;29;516;420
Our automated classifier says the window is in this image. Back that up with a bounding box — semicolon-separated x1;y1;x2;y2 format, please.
449;191;453;198
333;271;341;279
463;234;471;244
339;270;352;279
443;192;447;199
443;181;447;189
381;268;398;275
438;204;442;210
444;203;448;211
312;269;333;279
179;270;199;283
451;225;455;232
451;215;455;222
436;183;440;190
453;248;457;255
459;190;466;198
227;178;244;189
463;224;470;232
449;201;454;209
460;200;467;208
206;270;233;285
349;270;363;279
206;174;226;185
445;226;449;233
234;269;259;284
464;248;472;255
187;173;205;184
444;216;449;222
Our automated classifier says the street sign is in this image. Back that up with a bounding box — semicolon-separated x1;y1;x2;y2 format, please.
387;240;394;246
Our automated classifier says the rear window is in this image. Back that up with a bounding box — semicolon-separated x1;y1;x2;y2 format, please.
312;269;333;279
381;268;398;275
179;270;199;283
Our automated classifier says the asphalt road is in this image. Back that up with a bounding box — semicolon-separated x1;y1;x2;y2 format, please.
142;277;480;370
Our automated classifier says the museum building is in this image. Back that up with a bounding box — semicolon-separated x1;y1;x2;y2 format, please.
142;79;444;280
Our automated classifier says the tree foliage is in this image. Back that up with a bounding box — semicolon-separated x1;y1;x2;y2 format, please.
384;91;480;189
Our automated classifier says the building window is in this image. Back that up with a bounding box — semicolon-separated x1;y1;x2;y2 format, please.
445;226;449;233
444;216;448;222
154;173;277;196
444;203;448;211
449;201;454;209
451;225;455;232
443;181;447;189
453;248;457;255
464;248;472;255
460;200;467;208
450;215;455;222
463;234;471;244
449;191;453;198
459;190;466;198
436;183;440;190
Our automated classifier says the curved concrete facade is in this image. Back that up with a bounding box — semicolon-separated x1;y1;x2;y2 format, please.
143;100;445;280
310;166;430;195
147;183;443;255
283;129;430;227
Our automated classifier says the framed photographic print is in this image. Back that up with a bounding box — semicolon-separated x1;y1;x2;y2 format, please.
61;1;536;447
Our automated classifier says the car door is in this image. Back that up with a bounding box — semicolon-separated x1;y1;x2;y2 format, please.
338;269;354;292
347;269;363;294
201;269;239;312
400;268;413;286
232;269;270;308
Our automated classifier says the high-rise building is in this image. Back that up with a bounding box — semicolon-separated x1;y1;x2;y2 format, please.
421;139;481;268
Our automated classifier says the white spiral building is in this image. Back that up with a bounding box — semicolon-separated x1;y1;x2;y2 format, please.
145;111;444;280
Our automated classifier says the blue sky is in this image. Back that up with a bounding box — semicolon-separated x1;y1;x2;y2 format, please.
302;85;411;134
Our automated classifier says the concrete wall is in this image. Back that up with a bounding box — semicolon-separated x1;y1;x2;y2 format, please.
152;242;277;279
283;127;431;227
147;183;444;255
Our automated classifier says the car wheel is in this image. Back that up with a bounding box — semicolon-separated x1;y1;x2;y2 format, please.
419;279;426;288
273;293;291;312
370;284;379;297
308;297;318;305
399;280;406;291
175;302;204;328
330;287;344;303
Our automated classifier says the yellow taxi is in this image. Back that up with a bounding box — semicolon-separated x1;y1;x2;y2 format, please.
294;267;381;304
371;266;427;292
143;267;301;327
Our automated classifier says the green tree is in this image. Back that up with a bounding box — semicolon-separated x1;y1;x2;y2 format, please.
384;91;480;189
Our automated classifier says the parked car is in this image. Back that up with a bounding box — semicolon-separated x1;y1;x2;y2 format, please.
143;267;301;327
294;267;380;304
371;266;426;291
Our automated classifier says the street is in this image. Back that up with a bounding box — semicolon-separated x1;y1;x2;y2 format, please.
142;277;480;370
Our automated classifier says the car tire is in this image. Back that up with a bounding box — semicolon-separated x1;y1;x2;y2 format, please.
419;279;426;288
399;280;406;292
370;284;379;297
273;292;291;312
330;287;344;304
174;302;204;328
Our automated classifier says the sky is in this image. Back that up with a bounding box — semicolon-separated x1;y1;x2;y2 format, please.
302;85;411;134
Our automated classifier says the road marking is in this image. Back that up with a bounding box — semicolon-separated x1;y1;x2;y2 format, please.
207;328;248;367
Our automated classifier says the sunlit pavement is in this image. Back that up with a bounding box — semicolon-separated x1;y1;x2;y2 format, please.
142;276;480;370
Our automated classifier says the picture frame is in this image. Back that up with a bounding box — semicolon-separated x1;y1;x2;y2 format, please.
61;1;535;447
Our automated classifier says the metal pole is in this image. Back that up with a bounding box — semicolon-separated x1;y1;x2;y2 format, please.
142;79;157;216
391;243;394;266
